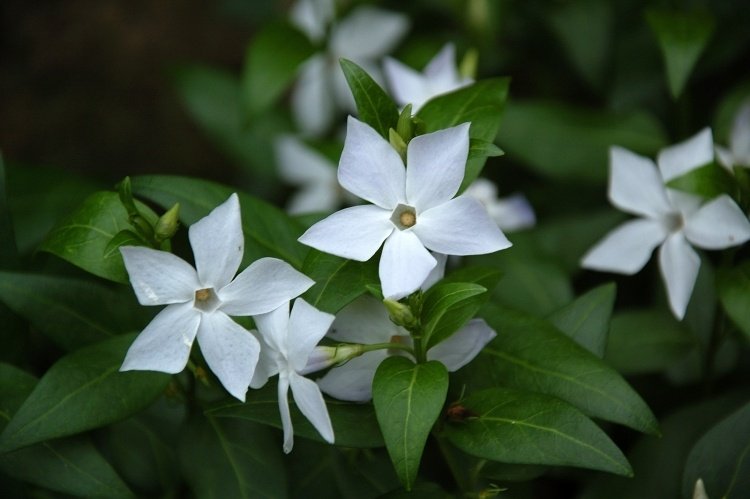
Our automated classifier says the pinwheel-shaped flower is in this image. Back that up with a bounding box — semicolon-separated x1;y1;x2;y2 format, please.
119;194;314;401
465;178;536;232
582;129;750;319
298;117;511;299
383;43;473;112
250;299;335;453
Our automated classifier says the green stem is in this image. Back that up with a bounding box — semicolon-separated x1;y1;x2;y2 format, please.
360;342;415;355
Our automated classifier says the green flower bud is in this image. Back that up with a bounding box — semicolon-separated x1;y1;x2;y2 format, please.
383;298;417;329
154;203;181;242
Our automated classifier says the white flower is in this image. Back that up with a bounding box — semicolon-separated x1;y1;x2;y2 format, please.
383;43;473;112
465;178;536;232
582;129;750;319
298;117;511;299
315;294;496;402
290;4;409;136
250;299;335;453
119;194;314;401
716;100;750;169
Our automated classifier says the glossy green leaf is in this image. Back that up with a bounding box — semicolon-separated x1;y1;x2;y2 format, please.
498;101;666;182
468;139;504;163
0;156;19;270
208;380;383;448
104;230;149;258
179;414;287;499
444;387;631;475
421;282;487;349
666;161;736;199
683;400;750;499
242;22;314;115
646;10;715;99
0;334;170;452
131;175;308;268
463;303;658;434
547;283;616;357
301;249;380;314
38;191;159;283
340;59;399;139
605;309;697;374
718;261;750;341
441;266;503;292
372;357;448;490
0;271;146;351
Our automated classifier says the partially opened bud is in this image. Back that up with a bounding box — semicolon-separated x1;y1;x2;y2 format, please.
383;298;417;329
299;344;365;375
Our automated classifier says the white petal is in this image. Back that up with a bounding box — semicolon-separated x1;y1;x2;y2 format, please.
278;375;294;453
287;183;340;215
219;258;314;316
421;252;448;290
328;295;400;344
249;331;279;389
581;218;668;274
197;312;260;402
489;194;537;231
288;298;335;372
424;43;458;81
380;230;437;299
189;193;244;289
608;146;673;218
338;117;406;209
317;351;387;402
715;145;735;171
464;178;498;205
290;373;334;444
292;55;336;137
275;135;336;185
657;128;714;182
427;318;496;371
121;302;200;373
659;232;700;320
684;195;750;249
253;301;291;356
330;6;409;60
731;102;750;165
383;57;429;109
406;123;470;211
289;0;334;43
120;247;199;305
298;204;393;261
413;196;511;256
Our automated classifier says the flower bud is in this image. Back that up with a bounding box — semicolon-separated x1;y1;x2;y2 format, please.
383;298;417;329
299;344;365;375
459;48;479;80
396;104;414;142
154;203;181;242
389;128;408;161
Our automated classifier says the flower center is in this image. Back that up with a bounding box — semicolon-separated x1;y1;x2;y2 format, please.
391;203;417;230
664;212;685;233
193;287;220;313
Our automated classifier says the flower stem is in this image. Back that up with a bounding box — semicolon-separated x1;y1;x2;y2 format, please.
360;342;414;355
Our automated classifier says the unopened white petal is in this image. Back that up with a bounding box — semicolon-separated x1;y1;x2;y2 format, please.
121;302;200;373
406;124;470;211
383;57;429;109
684;195;750;249
338;117;406;209
288;298;335;372
292;55;335;137
413;196;511;255
380;230;437;299
120;246;199;305
328;295;400;344
581;219;668;274
427;318;496;371
219;258;314;316
657;128;714;182
189;193;244;289
609;146;673;218
330;6;409;60
197;312;260;402
290;373;334;444
298;204;393;261
659;232;700;320
317;351;387;402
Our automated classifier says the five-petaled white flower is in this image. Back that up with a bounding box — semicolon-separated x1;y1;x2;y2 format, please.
290;2;409;136
383;43;473;112
250;298;335;453
119;194;314;401
716;100;750;169
582;129;750;319
465;178;536;232
298;117;511;299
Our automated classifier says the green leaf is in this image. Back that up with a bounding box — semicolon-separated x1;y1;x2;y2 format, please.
605;309;697;374
418;78;510;190
683;400;750;499
38;191;159;283
443;387;631;476
301;250;380;314
646;10;715;99
0;156;19;270
0;334;170;452
666;161;736;198
421;282;488;349
241;22;314;116
441;266;503;292
372;357;448;490
0;271;146;351
104;230;149;258
468;139;504;163
207;380;384;448
498;101;666;182
179;414;287;499
340;59;399;138
547;283;616;357
131;175;308;268
718;261;750;341
462;303;658;434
